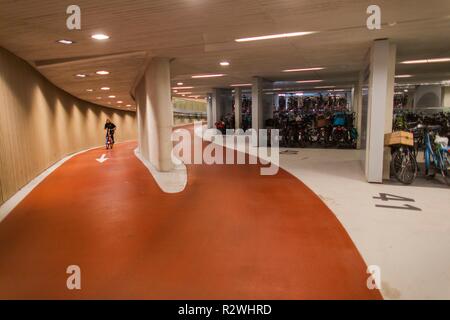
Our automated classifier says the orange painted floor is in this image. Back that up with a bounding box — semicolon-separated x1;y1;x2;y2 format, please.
0;132;382;299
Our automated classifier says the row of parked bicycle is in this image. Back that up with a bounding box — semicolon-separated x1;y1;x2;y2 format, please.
214;105;358;149
268;109;358;148
390;111;450;185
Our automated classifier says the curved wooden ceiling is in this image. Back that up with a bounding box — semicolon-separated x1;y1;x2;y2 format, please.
0;0;449;111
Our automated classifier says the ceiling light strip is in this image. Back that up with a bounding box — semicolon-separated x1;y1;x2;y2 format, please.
191;74;225;79
401;58;450;64
283;67;325;72
235;31;316;42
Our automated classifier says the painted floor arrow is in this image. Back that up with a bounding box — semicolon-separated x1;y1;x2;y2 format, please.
96;154;108;163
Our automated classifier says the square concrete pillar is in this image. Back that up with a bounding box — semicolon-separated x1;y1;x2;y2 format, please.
274;94;280;111
206;93;213;128
234;87;242;129
352;81;363;150
365;39;396;183
251;77;274;145
212;88;233;125
251;77;264;136
136;57;174;172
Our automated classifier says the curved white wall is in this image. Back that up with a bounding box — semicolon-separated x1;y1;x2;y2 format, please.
0;47;137;205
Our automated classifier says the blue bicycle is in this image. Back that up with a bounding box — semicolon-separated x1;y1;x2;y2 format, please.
424;125;449;186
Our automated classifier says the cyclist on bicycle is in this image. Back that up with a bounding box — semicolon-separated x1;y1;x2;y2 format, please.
104;119;116;148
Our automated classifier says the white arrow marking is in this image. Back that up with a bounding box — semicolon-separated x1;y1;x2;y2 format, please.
96;154;108;163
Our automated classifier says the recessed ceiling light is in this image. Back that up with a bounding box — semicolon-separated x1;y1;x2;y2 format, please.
177;82;184;86
75;74;87;78
173;86;194;89
96;70;110;75
235;31;316;42
100;87;110;91
108;95;116;98
117;100;123;103
401;58;450;64
57;39;74;45
404;89;408;92
230;83;252;87
173;90;178;93
191;74;225;79
296;80;323;83
91;33;110;40
220;61;230;66
86;89;93;92
126;104;132;107
283;67;325;72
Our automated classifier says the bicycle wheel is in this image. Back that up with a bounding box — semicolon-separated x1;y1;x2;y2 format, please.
392;148;417;185
437;152;449;186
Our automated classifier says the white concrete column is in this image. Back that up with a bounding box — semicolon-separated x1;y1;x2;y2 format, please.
212;88;233;124
285;95;289;110
274;93;280;111
365;39;396;182
212;88;221;125
442;86;450;108
353;81;363;149
234;87;242;129
346;91;352;109
206;93;213;128
251;77;264;135
136;57;173;172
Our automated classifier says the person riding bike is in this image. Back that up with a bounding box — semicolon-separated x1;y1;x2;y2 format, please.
104;119;116;149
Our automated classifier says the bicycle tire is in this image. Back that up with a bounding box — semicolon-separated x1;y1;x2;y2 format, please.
392;148;417;185
441;167;449;186
438;152;449;186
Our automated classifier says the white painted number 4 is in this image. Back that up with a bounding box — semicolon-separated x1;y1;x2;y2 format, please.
373;193;422;211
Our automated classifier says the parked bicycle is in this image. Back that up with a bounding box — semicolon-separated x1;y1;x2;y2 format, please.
390;143;418;185
423;125;449;185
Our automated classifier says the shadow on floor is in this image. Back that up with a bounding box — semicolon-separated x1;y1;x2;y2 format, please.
385;162;449;189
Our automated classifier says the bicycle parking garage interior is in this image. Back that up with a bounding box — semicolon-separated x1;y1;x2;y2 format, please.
0;0;449;302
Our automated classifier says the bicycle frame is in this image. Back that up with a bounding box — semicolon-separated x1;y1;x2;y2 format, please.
424;130;449;173
105;128;114;149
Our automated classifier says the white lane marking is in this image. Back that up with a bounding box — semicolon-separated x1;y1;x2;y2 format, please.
96;154;108;163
